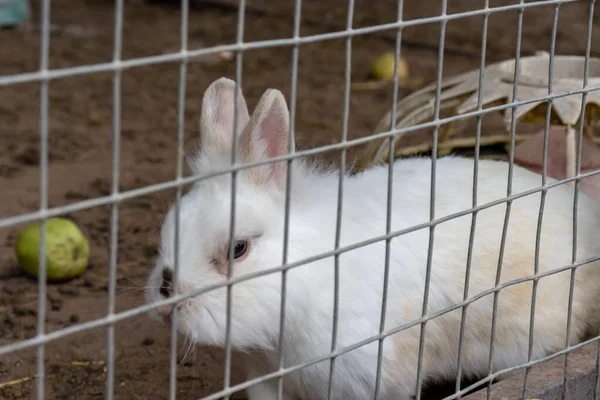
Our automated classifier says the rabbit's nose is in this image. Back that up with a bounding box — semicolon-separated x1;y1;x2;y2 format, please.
157;305;172;324
160;268;173;298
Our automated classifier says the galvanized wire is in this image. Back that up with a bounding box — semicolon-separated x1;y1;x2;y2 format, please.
563;1;596;398
326;1;355;398
167;0;190;399
595;332;600;399
2;77;599;232
2;169;599;358
0;0;580;88
5;252;600;400
105;0;125;398
36;0;51;398
414;0;447;398
222;2;247;399
275;0;302;397
521;5;559;399
454;0;490;394
373;0;404;398
2;1;599;399
486;3;524;399
193;288;600;400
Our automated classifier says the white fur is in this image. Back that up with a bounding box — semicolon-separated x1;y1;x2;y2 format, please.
146;78;600;400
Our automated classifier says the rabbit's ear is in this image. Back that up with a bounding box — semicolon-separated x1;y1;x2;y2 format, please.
240;88;290;189
199;78;250;155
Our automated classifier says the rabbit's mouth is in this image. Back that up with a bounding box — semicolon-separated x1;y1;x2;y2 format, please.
177;299;228;346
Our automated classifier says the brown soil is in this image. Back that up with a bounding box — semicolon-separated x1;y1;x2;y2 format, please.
1;0;599;399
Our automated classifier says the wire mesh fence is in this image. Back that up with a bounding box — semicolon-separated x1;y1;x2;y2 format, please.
2;0;600;400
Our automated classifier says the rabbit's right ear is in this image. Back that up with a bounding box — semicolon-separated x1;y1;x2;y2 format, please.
199;78;250;155
238;88;290;190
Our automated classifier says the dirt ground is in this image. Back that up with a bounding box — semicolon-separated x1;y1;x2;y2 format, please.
1;0;600;399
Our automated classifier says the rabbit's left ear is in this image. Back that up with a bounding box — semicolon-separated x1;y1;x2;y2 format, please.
239;88;290;189
199;77;250;156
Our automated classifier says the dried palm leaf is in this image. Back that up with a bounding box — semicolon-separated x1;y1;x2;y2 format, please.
356;53;600;176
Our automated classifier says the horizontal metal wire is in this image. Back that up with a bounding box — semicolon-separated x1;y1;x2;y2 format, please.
0;0;579;87
1;196;598;357
1;82;599;231
198;332;600;400
2;251;598;389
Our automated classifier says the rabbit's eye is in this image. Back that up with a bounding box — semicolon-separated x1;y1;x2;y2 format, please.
232;240;249;260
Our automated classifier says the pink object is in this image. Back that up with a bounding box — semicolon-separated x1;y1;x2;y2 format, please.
512;125;600;200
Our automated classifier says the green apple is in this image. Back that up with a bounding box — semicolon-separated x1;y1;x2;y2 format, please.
15;218;90;281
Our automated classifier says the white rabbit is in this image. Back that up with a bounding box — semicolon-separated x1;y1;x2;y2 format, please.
145;77;600;400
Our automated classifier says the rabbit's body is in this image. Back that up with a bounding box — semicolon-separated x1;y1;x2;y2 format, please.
243;156;600;400
146;78;600;400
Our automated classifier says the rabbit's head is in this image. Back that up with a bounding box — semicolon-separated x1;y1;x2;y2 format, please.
146;78;299;349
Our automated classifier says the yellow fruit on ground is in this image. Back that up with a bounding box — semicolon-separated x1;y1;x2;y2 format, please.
371;52;409;81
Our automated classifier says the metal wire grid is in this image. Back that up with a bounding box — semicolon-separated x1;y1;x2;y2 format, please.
1;0;600;399
522;4;559;398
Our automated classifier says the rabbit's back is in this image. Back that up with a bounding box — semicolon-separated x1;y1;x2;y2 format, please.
344;156;600;397
265;156;600;400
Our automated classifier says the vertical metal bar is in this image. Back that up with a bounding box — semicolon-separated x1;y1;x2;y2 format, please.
521;6;558;400
276;0;302;398
36;0;51;398
414;1;447;398
168;0;189;399
326;1;354;398
373;0;404;399
595;335;600;400
564;1;595;398
486;3;524;399
589;3;600;397
105;0;124;398
454;0;489;394
223;1;246;398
